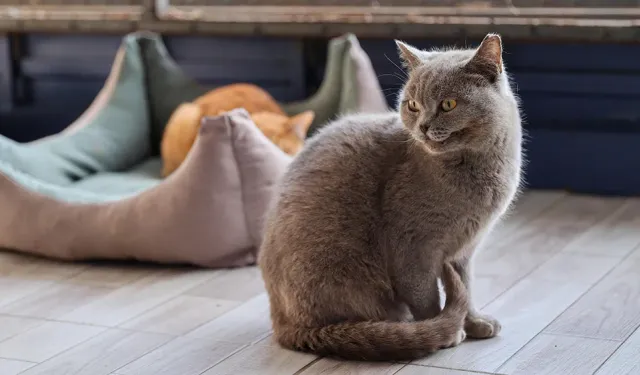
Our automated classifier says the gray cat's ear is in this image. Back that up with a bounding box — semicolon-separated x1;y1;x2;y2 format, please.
466;33;503;82
395;40;422;71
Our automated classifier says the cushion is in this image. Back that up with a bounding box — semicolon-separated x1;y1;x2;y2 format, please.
0;110;290;267
282;33;388;136
0;31;386;267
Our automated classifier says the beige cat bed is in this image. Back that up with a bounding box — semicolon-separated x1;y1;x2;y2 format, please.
0;31;387;267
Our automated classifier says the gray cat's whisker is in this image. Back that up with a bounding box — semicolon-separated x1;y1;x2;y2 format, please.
384;53;409;79
377;73;406;81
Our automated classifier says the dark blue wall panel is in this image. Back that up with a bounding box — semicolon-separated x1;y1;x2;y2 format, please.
2;33;640;195
359;38;640;195
526;129;640;196
0;35;12;112
0;34;305;142
1;34;122;141
360;38;640;130
164;36;305;102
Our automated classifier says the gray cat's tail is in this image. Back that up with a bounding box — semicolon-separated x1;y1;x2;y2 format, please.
274;263;469;361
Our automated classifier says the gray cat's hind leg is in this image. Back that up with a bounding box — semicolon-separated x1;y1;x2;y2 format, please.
393;261;443;321
453;258;502;339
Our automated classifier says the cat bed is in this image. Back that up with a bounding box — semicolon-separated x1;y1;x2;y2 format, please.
0;31;387;267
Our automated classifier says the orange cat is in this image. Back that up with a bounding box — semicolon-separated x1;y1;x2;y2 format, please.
160;83;314;177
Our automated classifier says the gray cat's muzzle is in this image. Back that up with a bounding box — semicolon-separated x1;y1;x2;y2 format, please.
426;128;452;142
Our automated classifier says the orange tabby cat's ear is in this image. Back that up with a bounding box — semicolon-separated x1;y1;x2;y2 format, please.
288;111;315;139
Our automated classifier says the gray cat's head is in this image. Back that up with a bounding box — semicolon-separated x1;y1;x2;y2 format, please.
395;34;520;155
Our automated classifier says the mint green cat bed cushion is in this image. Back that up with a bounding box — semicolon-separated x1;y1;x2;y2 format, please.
283;34;388;135
0;32;387;267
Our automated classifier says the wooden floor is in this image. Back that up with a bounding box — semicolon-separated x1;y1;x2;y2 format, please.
1;190;639;375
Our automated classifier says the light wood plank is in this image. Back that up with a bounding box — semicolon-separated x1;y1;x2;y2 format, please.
546;255;640;340
414;279;587;372
0;255;87;308
184;294;272;344
473;195;623;308
0;358;35;375
60;270;214;326
202;340;317;375
525;253;620;285
68;265;160;288
114;337;243;375
562;198;640;257
0;277;57;309
0;277;54;309
0;191;634;375
506;190;567;227
302;358;404;374
472;253;618;310
20;329;171;375
0;321;105;362
489;190;568;246
497;333;619;375
0;283;112;319
414;249;617;374
395;365;491;374
119;295;241;335
472;193;570;309
595;327;640;375
468;275;505;309
12;259;86;280
0;253;35;274
481;194;623;262
0;316;44;343
0;253;85;279
187;266;266;302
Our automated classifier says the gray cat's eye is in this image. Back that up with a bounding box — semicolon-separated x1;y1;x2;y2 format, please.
441;99;457;112
407;100;420;112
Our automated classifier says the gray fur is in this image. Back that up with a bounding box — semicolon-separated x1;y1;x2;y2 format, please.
259;34;523;360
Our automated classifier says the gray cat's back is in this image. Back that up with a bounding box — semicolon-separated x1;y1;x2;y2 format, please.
261;112;406;305
275;112;408;206
286;111;406;179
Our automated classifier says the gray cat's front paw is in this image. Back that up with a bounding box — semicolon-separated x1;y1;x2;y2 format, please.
442;329;466;349
465;314;501;339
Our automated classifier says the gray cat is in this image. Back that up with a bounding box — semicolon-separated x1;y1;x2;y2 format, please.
259;34;523;361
